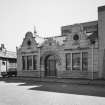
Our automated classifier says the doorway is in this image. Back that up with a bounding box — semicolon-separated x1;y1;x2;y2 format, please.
45;55;56;77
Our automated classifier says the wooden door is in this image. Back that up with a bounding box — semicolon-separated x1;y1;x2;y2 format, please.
45;55;56;77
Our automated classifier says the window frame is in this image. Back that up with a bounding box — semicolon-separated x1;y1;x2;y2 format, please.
27;55;33;70
33;55;37;70
66;53;71;70
22;56;26;70
65;52;88;71
72;53;81;71
82;52;88;71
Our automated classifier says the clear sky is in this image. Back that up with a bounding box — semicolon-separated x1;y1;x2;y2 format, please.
0;0;105;51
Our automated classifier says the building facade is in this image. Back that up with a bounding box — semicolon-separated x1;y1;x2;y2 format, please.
0;44;17;76
17;6;105;79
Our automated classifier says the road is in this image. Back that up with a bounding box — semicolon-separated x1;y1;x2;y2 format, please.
0;79;105;105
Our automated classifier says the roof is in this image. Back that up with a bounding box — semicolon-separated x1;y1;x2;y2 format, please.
0;50;16;59
61;20;98;28
35;35;66;47
61;20;98;34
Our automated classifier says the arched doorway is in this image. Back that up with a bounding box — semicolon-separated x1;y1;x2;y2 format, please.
45;55;57;77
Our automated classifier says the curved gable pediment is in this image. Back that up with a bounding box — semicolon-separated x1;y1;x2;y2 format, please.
63;24;89;48
42;38;60;49
21;32;38;51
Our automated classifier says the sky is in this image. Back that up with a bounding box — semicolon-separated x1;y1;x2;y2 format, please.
0;0;105;52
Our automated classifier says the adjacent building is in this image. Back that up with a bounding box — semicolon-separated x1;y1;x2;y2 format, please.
17;5;105;79
0;44;17;76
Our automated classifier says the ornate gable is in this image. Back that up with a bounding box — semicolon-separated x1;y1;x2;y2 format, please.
42;38;60;50
64;24;89;49
21;31;38;52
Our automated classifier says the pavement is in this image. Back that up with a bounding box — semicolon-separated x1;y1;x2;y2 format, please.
0;77;105;105
0;76;105;86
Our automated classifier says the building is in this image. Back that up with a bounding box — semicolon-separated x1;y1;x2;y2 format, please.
0;44;17;76
17;5;105;79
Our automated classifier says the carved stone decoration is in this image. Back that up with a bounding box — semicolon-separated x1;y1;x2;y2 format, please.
63;24;89;49
41;37;61;50
21;31;38;52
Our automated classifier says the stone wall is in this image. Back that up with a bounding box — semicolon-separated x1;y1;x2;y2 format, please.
98;6;105;78
17;71;40;77
17;6;105;79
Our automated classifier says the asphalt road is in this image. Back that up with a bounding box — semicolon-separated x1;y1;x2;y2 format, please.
0;78;105;105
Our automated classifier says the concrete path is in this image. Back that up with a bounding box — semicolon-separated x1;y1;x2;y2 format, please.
0;78;105;105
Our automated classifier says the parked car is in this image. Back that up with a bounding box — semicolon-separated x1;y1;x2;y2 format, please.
1;68;17;77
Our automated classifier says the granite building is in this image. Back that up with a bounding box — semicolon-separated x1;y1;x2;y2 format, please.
17;6;105;79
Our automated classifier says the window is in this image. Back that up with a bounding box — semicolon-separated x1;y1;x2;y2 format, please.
72;53;80;70
9;59;16;63
49;42;52;46
22;56;26;70
33;55;37;70
65;52;88;71
66;53;71;70
2;61;5;65
62;29;72;34
73;34;79;41
82;52;88;71
27;56;32;70
27;40;31;46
